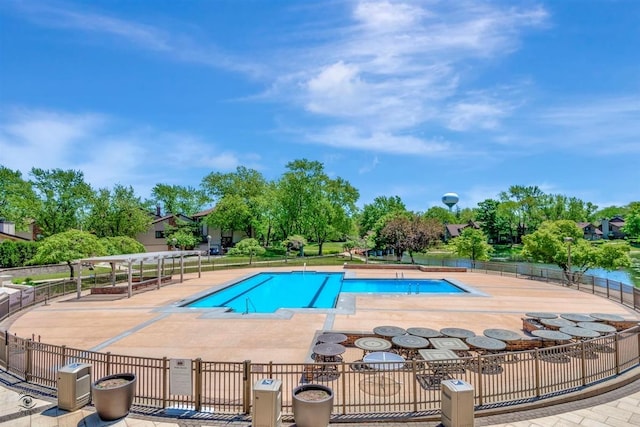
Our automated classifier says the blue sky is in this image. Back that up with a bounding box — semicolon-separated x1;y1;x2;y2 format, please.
1;0;639;213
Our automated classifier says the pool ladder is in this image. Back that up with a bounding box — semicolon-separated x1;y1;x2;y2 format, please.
243;297;257;315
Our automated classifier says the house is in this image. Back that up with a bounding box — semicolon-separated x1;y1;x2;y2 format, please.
444;221;481;241
578;222;603;241
135;212;195;252
0;220;32;243
191;208;247;253
134;207;248;253
600;216;626;240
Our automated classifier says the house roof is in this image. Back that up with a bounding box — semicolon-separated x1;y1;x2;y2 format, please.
151;213;193;225
0;232;30;242
192;207;215;218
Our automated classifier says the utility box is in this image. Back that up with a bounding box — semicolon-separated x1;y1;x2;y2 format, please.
252;378;282;427
57;362;92;411
441;379;474;427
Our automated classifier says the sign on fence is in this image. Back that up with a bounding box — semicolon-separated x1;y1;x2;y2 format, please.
169;358;193;396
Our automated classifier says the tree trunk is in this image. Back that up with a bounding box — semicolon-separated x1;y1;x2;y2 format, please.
67;261;75;279
318;241;324;256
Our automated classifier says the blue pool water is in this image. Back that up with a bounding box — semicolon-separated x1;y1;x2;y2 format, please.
185;272;465;313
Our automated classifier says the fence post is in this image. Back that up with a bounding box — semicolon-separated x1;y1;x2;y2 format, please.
162;357;168;409
476;353;483;406
194;358;202;412
25;339;32;381
534;348;541;397
580;342;587;386
243;360;251;414
615;334;620;375
60;345;67;368
411;359;418;413
106;352;111;376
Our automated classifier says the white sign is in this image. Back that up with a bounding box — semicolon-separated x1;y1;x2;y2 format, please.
169;358;193;396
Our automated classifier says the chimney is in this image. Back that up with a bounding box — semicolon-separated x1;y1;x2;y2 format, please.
601;218;610;239
156;205;161;217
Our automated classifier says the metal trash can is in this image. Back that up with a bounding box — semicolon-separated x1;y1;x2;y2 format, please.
57;362;92;411
441;379;474;427
252;379;282;427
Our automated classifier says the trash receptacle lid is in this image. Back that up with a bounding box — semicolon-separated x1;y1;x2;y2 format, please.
441;379;474;392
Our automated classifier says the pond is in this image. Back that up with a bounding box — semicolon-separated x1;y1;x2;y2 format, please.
402;253;640;287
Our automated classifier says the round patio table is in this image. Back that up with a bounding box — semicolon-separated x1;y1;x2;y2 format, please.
355;337;392;352
312;343;346;362
525;312;558;319
392;335;430;349
559;326;601;339
317;333;348;344
590;313;625;322
577;322;617;334
540;318;576;329
466;336;507;351
531;329;572;341
406;327;441;338
373;325;407;337
483;329;522;342
560;313;596;322
363;351;405;370
440;327;476;339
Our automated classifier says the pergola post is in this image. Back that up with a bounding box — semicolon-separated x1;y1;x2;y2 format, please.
157;258;162;290
198;252;202;278
76;262;82;299
127;260;133;298
110;263;116;286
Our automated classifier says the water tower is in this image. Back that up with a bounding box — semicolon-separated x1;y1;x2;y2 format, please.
442;192;459;211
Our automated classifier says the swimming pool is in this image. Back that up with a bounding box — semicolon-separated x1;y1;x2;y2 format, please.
184;271;466;313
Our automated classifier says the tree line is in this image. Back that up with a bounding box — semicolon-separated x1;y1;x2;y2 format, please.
1;162;639;277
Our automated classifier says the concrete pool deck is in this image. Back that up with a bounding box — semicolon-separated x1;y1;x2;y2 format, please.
2;265;640;426
3;266;638;364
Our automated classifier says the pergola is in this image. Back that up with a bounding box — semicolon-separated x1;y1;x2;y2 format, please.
75;250;203;299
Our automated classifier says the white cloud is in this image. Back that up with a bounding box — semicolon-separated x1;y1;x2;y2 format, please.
305;126;450;155
0;108;256;197
532;96;640;154
10;1;264;76
282;1;548;152
353;1;428;32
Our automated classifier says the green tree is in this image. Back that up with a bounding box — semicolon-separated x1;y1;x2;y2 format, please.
423;206;456;224
283;235;307;259
151;184;209;216
622;203;640;241
29;168;94;237
448;228;494;265
201;166;269;239
165;219;200;249
29;229;106;278
522;220;631;285
0;241;39;268
377;212;440;263
227;238;265;264
476;199;502;243
0;166;37;230
500;185;545;241
100;236;146;255
85;184;152;238
275;159;358;255
359;196;406;237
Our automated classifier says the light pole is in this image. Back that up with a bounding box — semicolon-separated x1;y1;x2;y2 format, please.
207;235;211;262
564;237;573;286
